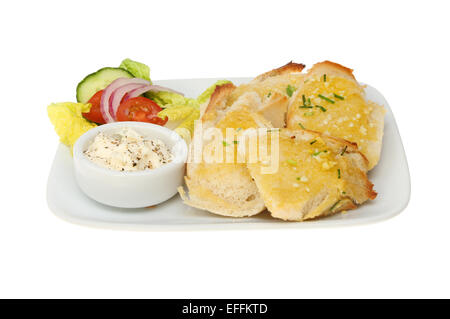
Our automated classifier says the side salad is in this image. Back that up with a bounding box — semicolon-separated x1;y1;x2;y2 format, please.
48;58;230;149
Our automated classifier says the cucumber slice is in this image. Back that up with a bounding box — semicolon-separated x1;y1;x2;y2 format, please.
76;67;133;103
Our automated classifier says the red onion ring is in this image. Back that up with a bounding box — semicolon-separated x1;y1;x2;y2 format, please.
109;83;146;120
125;85;184;101
100;78;184;123
100;78;151;123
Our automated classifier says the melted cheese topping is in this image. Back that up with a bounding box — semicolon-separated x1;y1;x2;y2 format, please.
228;73;304;105
216;107;261;130
200;106;264;165
191;107;266;207
288;75;378;163
247;131;347;218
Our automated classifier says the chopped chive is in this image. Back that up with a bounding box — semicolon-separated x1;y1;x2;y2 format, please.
313;149;327;156
298;122;305;129
299;105;313;109
342;191;346;195
307;98;311;106
338;168;341;179
233;140;239;144
267;92;272;98
222;141;230;146
330;200;341;212
318;94;335;104
304;111;314;116
323;74;327;82
315;105;327;112
286;85;296;97
310;140;317;145
333;93;344;100
302;94;306;105
287;159;297;166
296;177;301;181
340;145;347;156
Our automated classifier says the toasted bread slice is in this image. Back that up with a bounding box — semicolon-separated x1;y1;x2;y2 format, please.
180;161;265;217
180;86;271;217
286;61;385;169
256;92;288;128
246;129;376;221
223;62;305;128
201;82;236;127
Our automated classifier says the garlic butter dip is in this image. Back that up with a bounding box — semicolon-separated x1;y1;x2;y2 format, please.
84;127;173;172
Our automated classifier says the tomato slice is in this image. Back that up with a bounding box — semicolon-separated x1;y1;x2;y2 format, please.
116;97;168;126
82;90;106;124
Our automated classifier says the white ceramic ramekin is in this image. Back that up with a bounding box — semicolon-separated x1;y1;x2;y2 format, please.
73;121;188;208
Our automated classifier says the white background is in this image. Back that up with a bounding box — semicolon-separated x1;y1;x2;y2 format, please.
1;0;449;298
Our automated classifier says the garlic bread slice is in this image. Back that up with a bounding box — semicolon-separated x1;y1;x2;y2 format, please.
286;61;385;169
247;129;377;221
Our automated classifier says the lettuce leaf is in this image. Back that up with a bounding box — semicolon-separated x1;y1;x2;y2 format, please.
174;108;200;142
119;58;151;82
47;102;97;149
147;91;199;108
196;80;232;104
158;105;196;121
176;108;200;133
154;80;232;141
150;80;232;109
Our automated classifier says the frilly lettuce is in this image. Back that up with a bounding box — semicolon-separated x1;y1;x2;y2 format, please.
147;91;199;108
176;108;200;133
196;80;231;104
119;58;151;82
155;80;232;141
174;108;200;143
158;105;196;122
47;102;97;149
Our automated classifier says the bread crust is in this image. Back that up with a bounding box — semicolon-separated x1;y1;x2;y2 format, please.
201;83;236;125
365;102;386;169
254;61;306;82
179;176;266;217
307;60;356;81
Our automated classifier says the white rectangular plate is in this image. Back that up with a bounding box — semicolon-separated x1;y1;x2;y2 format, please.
47;78;410;231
